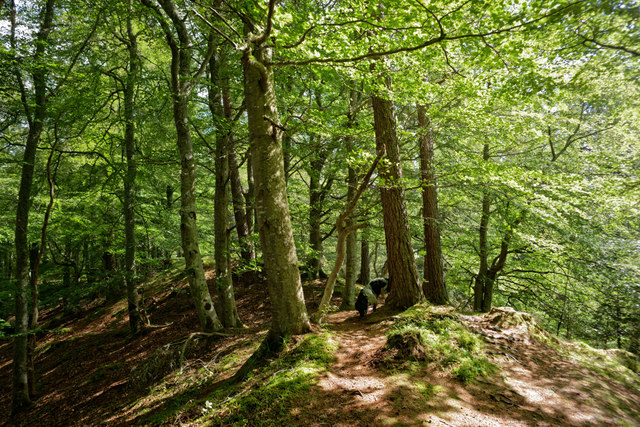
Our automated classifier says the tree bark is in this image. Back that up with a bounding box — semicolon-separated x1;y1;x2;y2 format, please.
11;0;55;414
474;143;492;312
359;233;370;286
223;87;255;269
142;0;222;332
26;124;58;398
371;78;423;310
341;88;362;308
123;2;141;334
341;166;358;309
209;40;241;328
242;38;310;340
306;138;332;280
417;104;448;305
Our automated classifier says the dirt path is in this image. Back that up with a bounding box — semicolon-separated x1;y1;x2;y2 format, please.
461;312;640;427
294;309;640;427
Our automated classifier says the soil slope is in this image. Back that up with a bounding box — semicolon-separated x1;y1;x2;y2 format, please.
1;273;638;426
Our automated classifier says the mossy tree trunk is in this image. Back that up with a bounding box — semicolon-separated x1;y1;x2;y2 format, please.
341;89;362;309
242;30;310;341
123;2;142;334
209;39;241;328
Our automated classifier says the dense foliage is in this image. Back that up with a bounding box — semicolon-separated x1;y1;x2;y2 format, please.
1;0;638;363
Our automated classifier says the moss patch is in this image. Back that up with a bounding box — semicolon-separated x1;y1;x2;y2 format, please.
197;332;338;426
385;304;497;383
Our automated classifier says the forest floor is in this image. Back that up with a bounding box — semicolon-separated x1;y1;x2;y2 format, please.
1;265;639;426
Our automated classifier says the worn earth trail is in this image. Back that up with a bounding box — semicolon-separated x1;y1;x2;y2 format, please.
294;309;640;426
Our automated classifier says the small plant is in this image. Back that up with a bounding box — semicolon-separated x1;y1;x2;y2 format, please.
414;381;443;401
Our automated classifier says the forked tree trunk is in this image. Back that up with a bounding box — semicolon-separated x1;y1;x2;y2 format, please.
243;42;310;341
312;151;384;323
417;104;448;305
371;79;423;309
142;0;222;332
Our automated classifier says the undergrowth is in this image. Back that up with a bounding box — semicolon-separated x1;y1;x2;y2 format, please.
196;331;338;426
385;304;497;383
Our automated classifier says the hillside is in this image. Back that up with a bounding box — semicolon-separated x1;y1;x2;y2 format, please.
1;267;639;426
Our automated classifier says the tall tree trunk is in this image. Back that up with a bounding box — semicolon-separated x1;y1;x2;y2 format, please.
242;40;310;343
480;211;522;312
142;0;222;332
246;151;255;238
306;140;332;280
341;166;358;309
307;146;324;280
359;233;370;286
417;104;448;305
474;143;492;312
26;127;57;398
11;0;55;414
209;41;241;328
371;77;423;309
341;89;361;309
123;3;141;334
223;86;254;269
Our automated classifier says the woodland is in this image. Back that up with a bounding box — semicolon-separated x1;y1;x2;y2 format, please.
0;0;639;425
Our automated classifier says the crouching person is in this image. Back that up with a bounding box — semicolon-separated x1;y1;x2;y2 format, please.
355;277;389;317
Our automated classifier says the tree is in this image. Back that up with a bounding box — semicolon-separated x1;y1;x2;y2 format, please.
209;36;241;328
9;0;56;413
418;104;447;305
341;88;363;310
140;0;222;332
312;150;384;323
122;0;142;334
242;10;311;343
371;74;424;309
